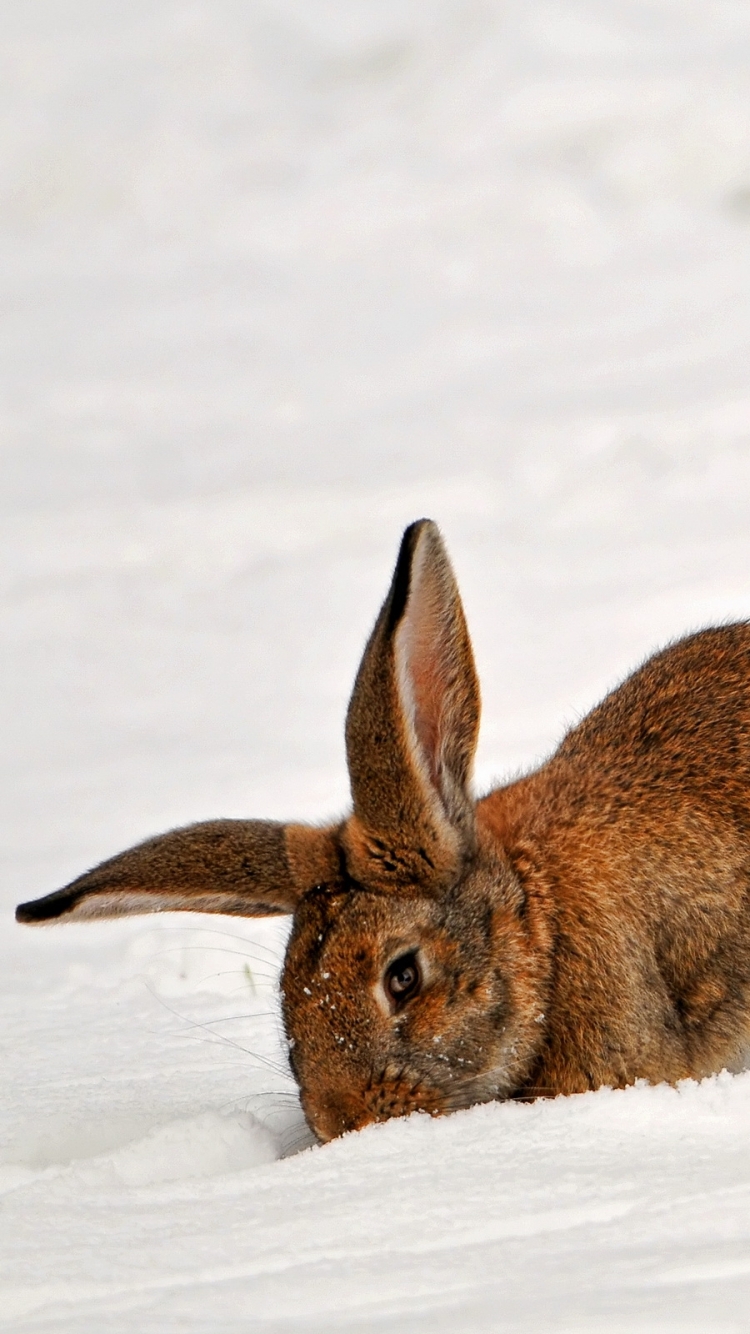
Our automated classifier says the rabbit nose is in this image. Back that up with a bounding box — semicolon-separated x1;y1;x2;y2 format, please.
303;1089;369;1142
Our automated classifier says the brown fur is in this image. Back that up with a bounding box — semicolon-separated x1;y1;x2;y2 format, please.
16;521;750;1141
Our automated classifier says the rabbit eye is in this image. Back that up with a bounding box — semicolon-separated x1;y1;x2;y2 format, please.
385;952;421;1007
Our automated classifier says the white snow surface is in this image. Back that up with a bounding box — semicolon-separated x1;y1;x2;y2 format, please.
3;2;750;1330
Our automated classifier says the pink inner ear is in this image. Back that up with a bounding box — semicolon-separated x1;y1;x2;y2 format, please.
395;547;454;798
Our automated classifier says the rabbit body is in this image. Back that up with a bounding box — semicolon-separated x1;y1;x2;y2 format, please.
17;523;750;1141
478;622;750;1100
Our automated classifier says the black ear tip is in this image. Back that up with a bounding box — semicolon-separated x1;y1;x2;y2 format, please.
387;520;439;633
16;890;76;924
401;518;437;546
16;901;36;923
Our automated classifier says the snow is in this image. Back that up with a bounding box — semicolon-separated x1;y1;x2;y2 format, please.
3;1;750;1329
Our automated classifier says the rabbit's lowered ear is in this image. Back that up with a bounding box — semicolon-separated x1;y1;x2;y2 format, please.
16;820;339;924
343;519;480;890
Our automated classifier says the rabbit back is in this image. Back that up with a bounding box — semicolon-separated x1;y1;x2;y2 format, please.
479;622;750;1096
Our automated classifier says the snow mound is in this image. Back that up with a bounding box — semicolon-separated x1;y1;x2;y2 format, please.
2;1074;750;1330
82;1110;280;1186
1;1110;279;1197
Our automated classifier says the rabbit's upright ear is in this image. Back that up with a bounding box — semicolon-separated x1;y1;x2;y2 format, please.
344;520;480;890
16;820;339;924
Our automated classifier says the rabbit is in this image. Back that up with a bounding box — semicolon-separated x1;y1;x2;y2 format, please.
16;519;750;1142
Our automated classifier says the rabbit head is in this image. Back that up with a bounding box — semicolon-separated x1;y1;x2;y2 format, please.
17;521;548;1141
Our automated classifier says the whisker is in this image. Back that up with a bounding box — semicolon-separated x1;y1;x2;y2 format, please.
511;1091;556;1102
280;1126;318;1157
141;983;295;1081
196;1011;279;1026
136;943;279;974
144;924;286;965
179;966;277;986
221;1084;299;1101
212;1090;302;1121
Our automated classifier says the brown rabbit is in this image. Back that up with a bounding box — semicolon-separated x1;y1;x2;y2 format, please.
16;520;750;1142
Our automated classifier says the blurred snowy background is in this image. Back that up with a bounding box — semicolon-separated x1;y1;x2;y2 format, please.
3;3;750;1330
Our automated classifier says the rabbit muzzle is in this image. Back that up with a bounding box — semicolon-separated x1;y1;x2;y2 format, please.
300;1066;445;1142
